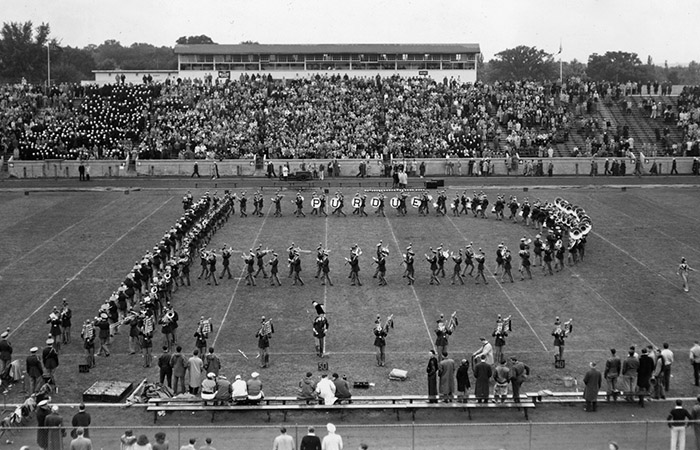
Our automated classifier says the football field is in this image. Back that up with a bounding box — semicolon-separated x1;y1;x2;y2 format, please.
1;179;699;405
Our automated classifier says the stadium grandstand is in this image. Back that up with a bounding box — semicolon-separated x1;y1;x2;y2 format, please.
173;43;480;81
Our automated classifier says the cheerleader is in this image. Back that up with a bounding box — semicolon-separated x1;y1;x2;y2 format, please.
677;257;696;292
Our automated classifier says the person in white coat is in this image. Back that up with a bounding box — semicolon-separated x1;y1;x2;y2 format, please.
315;374;337;405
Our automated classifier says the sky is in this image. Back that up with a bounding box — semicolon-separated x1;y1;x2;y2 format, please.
3;0;699;65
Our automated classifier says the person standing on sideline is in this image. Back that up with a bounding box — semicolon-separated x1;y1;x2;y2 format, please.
438;352;455;402
690;341;700;387
689;395;700;450
583;362;602;412
71;404;91;438
473;354;492;403
509;356;530;403
322;423;343;450
678;258;696;292
661;343;675;392
158;346;173;388
69;427;91;450
668;399;692;450
45;405;66;450
426;350;439;403
272;426;295;450
456;359;471;403
300;426;321;450
199;437;216;450
604;349;621;401
191;162;200;178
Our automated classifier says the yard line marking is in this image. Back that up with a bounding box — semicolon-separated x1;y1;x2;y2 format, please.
322;215;329;354
592;230;700;304
383;215;436;351
584;193;700;257
444;215;549;352
565;265;655;346
212;204;272;347
0;197;123;275
9;197;174;338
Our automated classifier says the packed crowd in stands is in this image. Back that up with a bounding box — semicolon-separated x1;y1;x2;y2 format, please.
0;76;698;161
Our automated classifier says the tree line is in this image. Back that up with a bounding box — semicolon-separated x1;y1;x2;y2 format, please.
1;21;698;85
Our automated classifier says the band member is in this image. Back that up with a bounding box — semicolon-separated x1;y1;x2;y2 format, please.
492;315;511;364
451;250;465;285
403;246;415;285
542;242;554;276
239;192;248;217
219;245;233;279
42;338;59;381
60;300;72;345
160;305;176;351
241;250;256;286
95;313;111;356
426;249;440;285
474;249;489;285
195;316;213;356
552;317;573;363
357;193;368;217
206;250;218;286
346;245;362;286
310;192;319;216
373;248;388;286
375;193;386;217
315;244;325;278
294;192;306;217
312;302;329;357
332;192;346;217
434;315;453;361
501;247;514;283
268;252;282;286
252;191;261;216
255;245;270;279
459;191;470;215
462;243;475;277
178;252;191;287
352;193;361;216
373;315;393;367
494;195;505;220
372;242;383;279
291;249;304;286
198;249;210;280
436;246;447;278
519;248;532;281
273;191;283;217
141;315;154;368
398;192;408;216
554;239;565;271
494;244;505;276
318;192;328;217
287;244;296;278
677;257;696;292
256;316;274;368
81;319;96;368
47;307;62;353
182;190;193;211
320;250;333;286
533;234;544;267
125;309;142;354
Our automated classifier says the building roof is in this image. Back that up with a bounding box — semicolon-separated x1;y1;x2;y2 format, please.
174;43;480;55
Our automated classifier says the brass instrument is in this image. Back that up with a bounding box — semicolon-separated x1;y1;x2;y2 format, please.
258;318;273;337
48;312;59;322
160;310;175;326
446;311;458;333
495;315;512;334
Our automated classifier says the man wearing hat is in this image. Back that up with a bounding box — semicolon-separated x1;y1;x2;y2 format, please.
246;372;263;404
312;302;329;357
583;362;602;412
0;328;12;374
26;346;44;393
36;399;51;450
42;338;59;382
322;423;343;450
231;374;248;403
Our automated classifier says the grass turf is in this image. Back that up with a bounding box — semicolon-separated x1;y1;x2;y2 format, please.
1;183;700;406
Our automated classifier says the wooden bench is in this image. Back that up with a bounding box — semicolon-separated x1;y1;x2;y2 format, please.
147;395;535;422
527;390;649;407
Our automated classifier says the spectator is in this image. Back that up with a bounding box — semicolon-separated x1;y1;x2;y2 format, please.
135;435;152;450
71;403;91;438
231;374;248;403
69;427;91;450
455;358;471;403
332;373;352;404
300;426;321;450
121;430;137;450
315;373;337;405
36;399;51;450
187;349;204;395
213;374;232;405
583;362;602;412
247;371;264;404
322;423;343;450
201;372;217;404
297;371;317;402
170;345;187;394
667;399;692;450
661;343;675;392
45;405;66;450
272;427;295;450
199;437;216;450
152;432;169;450
179;438;197;450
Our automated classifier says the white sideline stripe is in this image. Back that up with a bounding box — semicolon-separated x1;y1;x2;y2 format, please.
383;215;436;352
212;204;272;347
322;216;329;353
592;230;700;304
444;214;549;352
9;197;174;338
0;197;123;275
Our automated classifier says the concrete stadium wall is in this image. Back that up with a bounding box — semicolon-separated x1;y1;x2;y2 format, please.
7;157;696;179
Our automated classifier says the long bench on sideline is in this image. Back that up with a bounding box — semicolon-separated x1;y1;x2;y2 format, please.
147;395;535;423
527;390;649;407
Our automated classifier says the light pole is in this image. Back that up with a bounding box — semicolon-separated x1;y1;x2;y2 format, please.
46;42;51;94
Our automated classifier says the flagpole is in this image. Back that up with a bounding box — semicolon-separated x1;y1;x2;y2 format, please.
559;58;562;83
